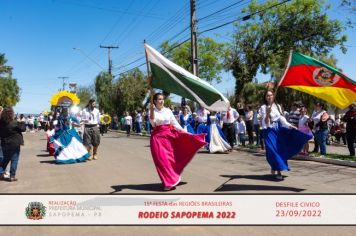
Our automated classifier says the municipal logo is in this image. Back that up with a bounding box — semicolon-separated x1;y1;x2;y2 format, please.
313;67;340;86
25;202;46;220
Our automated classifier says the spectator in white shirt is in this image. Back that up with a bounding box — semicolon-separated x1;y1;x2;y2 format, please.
124;111;133;137
237;116;246;146
221;105;239;151
245;105;254;145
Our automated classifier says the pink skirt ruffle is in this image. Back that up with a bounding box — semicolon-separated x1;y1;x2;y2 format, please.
150;125;206;188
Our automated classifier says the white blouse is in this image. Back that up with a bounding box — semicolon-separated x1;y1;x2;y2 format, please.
81;107;100;125
259;104;292;129
150;107;183;130
197;108;210;123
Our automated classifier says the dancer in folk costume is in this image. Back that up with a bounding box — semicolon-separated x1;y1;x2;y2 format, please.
204;111;231;153
195;106;210;133
259;90;312;180
149;93;206;191
179;106;195;134
50;107;90;164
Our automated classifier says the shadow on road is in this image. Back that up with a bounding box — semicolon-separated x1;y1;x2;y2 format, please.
252;153;265;157
101;136;121;139
197;150;229;154
36;154;52;157
110;182;188;193
215;184;305;192
220;174;283;182
215;174;305;192
39;160;57;164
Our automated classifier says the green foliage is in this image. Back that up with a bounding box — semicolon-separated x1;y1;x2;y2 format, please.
226;0;348;104
0;53;20;107
94;72;114;113
94;69;148;115
113;68;148;115
164;97;173;108
240;82;267;106
76;85;95;108
340;0;356;27
160;37;227;82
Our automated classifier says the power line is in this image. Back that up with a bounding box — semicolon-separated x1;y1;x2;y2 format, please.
115;1;249;71
113;38;191;78
55;0;164;19
199;0;292;34
196;0;219;10
198;0;247;22
99;1;135;45
115;0;159;45
146;2;190;42
111;2;190;70
115;0;292;78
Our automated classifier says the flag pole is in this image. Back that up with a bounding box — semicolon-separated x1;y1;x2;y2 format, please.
274;50;293;99
144;40;155;121
144;40;154;101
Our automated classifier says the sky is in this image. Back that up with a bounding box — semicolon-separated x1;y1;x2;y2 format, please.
0;0;355;114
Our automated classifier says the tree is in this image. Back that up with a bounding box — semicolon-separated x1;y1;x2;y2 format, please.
94;72;114;113
226;0;348;104
113;68;148;115
340;0;356;27
76;85;95;108
160;37;227;83
0;53;20;107
240;82;267;106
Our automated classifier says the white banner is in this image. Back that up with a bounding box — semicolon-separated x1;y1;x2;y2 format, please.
0;195;355;225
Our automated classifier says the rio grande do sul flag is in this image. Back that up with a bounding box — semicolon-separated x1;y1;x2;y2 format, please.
278;51;356;109
144;43;229;111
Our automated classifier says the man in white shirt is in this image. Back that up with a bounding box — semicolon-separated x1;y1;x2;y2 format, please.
38;113;45;131
221;104;239;151
124;111;133;137
81;99;101;160
134;110;143;134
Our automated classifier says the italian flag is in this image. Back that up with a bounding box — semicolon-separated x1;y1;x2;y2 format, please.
144;43;229;111
279;51;356;109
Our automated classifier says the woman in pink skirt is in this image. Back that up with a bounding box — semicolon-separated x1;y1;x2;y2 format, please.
149;93;206;191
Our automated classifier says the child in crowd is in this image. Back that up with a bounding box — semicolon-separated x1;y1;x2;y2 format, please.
237;116;246;147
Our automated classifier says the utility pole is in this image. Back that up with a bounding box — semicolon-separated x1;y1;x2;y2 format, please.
190;0;198;111
58;76;69;91
99;45;119;77
190;0;198;76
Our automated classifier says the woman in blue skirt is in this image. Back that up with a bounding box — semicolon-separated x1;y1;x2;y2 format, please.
179;106;195;134
259;90;312;180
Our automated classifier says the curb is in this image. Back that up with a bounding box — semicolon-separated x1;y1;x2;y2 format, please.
236;147;356;168
291;155;356;168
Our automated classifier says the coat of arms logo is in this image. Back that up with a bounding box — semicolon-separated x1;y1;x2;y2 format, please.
313;67;340;86
25;202;46;220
